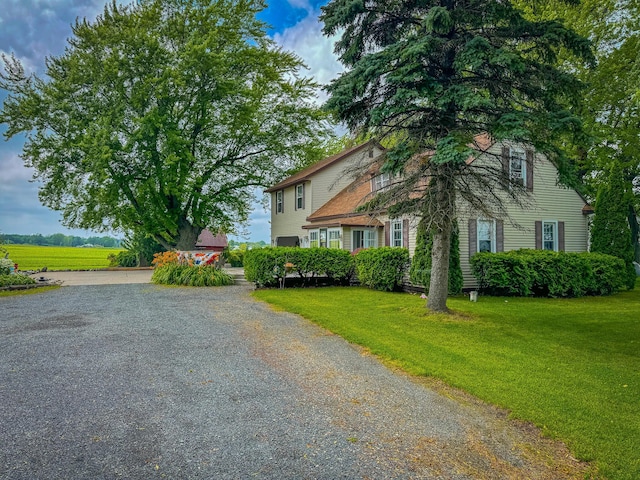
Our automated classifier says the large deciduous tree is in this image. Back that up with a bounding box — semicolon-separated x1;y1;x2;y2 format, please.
0;0;331;250
514;0;640;263
321;0;592;311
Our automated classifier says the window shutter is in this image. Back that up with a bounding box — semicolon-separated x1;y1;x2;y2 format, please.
526;149;534;192
535;221;542;249
384;221;390;246
281;190;284;213
302;184;305;210
496;220;504;252
558;221;565;251
502;146;510;175
402;219;409;248
468;218;477;260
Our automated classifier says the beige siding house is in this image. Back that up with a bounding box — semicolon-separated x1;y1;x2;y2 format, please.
266;139;591;288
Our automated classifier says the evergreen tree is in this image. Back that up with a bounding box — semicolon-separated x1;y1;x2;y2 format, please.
410;219;463;295
590;165;636;289
321;0;592;312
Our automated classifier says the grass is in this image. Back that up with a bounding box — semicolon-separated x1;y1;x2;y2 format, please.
0;285;60;297
3;244;124;271
253;282;640;480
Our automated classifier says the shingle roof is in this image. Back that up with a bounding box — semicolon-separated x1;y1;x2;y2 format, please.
306;176;374;223
195;230;228;248
265;140;381;193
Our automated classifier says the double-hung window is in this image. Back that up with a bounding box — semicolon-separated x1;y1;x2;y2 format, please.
477;219;495;253
309;230;319;248
509;148;526;186
328;229;341;249
542;221;557;251
295;184;304;210
391;220;403;247
276;190;283;214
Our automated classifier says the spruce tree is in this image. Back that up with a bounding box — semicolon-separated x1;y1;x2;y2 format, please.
410;219;463;295
590;165;636;289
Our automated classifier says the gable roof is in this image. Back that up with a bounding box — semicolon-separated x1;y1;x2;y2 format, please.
265;140;382;193
195;230;228;249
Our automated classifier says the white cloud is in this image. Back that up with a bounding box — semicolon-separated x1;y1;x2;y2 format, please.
272;11;343;103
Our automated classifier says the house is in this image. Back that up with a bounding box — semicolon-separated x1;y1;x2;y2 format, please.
266;139;592;288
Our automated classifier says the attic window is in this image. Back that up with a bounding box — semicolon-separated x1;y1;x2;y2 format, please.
374;172;391;191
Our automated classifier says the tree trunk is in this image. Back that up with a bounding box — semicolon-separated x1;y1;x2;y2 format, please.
426;162;456;313
427;226;452;312
175;218;202;251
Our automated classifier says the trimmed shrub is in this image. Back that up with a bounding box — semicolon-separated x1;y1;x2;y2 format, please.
151;264;234;286
0;274;36;287
243;247;356;287
471;249;625;297
355;247;410;292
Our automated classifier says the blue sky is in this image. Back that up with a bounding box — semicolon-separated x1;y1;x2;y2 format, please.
0;0;341;242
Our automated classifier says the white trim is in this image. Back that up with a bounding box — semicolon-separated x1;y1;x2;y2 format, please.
391;220;403;247
542;220;558;251
477;218;496;253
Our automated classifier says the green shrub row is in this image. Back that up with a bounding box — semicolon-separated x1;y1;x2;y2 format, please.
354;247;410;291
0;274;36;287
244;247;410;291
108;250;138;267
151;264;234;286
470;249;625;297
243;247;355;287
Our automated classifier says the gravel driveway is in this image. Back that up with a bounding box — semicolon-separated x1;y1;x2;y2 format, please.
0;284;587;479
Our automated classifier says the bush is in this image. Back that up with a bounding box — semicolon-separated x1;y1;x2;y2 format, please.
110;250;139;267
0;274;36;287
151;264;234;286
0;258;14;275
355;247;410;292
470;249;625;297
243;247;356;287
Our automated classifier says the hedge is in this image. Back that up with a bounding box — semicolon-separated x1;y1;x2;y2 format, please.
243;247;355;287
0;274;36;288
470;249;625;297
354;247;410;292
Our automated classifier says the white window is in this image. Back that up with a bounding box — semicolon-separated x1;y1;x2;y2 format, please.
276;190;283;214
543;221;558;251
319;228;327;248
309;230;319;248
477;219;496;253
352;229;377;251
392;220;403;247
509;148;526;186
374;172;392;191
328;229;341;249
296;184;304;210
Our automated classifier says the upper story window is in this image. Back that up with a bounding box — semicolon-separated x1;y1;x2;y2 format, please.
296;184;304;210
543;221;557;251
392;220;403;247
477;219;496;253
276;190;284;214
509;148;526;186
374;172;392;191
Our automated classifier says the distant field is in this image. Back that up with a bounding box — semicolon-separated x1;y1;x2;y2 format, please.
4;245;124;271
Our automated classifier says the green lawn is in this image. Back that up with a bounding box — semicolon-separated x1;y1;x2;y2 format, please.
253;283;640;480
4;245;123;271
